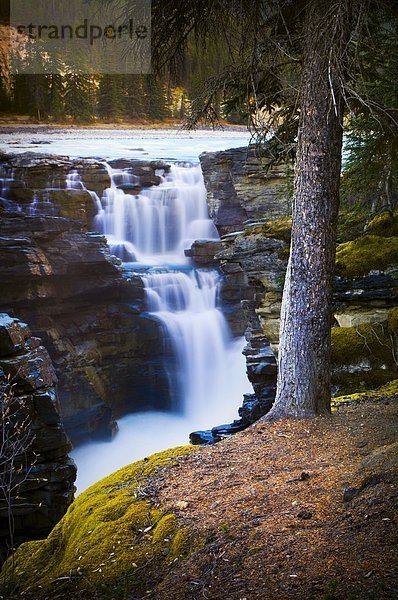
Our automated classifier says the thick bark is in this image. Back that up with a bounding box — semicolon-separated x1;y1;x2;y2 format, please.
268;0;349;418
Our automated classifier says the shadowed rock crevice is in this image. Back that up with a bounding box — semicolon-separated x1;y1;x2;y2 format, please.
0;313;76;561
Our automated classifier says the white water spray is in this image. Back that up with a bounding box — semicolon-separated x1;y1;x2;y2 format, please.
94;164;218;263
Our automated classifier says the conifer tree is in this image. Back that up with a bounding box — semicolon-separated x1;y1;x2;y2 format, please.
98;75;126;121
64;74;95;122
150;0;398;418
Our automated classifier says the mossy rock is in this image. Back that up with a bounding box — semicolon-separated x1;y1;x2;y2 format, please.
365;210;398;237
335;235;398;278
332;369;398;396
244;217;292;243
387;307;398;334
331;322;394;367
332;379;398;407
377;379;398;396
0;446;200;599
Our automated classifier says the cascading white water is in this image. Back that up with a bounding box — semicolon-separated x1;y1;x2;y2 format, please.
142;269;231;419
94;164;219;263
72;159;249;492
66;170;84;189
91;161;245;425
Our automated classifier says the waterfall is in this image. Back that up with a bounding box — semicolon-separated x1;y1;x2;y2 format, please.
91;162;245;424
94;164;219;264
142;269;231;419
66;170;84;189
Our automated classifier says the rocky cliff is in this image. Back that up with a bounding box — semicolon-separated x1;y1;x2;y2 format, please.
200;146;291;236
0;153;173;443
0;313;76;560
198;147;398;437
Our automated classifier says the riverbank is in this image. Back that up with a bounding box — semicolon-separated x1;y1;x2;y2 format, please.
0;119;248;131
2;392;397;599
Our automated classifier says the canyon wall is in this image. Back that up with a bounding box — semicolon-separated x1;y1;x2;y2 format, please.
0;153;172;443
0;313;76;559
200;146;398;412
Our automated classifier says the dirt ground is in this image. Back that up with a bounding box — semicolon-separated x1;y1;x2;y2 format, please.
150;397;398;600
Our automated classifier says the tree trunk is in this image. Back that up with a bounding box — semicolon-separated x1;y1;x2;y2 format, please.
267;0;349;418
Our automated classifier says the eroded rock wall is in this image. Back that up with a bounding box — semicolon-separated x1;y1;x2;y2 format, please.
0;313;76;558
0;153;172;443
199;146;398;429
200;146;291;236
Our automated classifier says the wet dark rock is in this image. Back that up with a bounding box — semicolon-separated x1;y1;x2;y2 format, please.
0;314;76;559
48;189;97;224
238;392;274;424
0;152;173;443
0;345;56;392
190;419;249;446
117;183;142;194
0;312;31;355
189;430;219;445
108;159;170;187
185;240;223;266
212;421;247;436
334;273;398;304
62;403;117;444
1;152;111;197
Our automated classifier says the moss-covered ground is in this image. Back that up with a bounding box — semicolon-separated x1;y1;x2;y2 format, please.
243;217;292;243
332;379;398;407
1;446;201;599
335;235;398;278
330;310;398;394
242;212;398;279
331;321;394;367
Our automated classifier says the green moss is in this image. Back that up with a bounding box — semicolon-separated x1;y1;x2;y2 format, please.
332;378;398;407
331;320;398;395
332;370;397;396
152;513;177;545
1;445;198;599
335;235;398;278
168;528;199;562
377;379;398;395
387;307;398;334
331;322;393;367
244;217;292;243
366;211;398;237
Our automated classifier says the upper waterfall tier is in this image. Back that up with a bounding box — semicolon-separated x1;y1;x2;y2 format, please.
94;164;219;264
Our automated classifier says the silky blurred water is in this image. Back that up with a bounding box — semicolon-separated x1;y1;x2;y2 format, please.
1;129;252;492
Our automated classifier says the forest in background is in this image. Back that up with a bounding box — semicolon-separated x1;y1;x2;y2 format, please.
0;36;245;124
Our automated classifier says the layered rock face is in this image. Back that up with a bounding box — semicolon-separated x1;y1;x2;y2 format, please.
188;149;291;441
0;313;76;558
219;223;398;395
0;153;172;443
200;145;291;236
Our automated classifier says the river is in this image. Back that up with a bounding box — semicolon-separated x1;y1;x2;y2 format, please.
1;127;252;492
